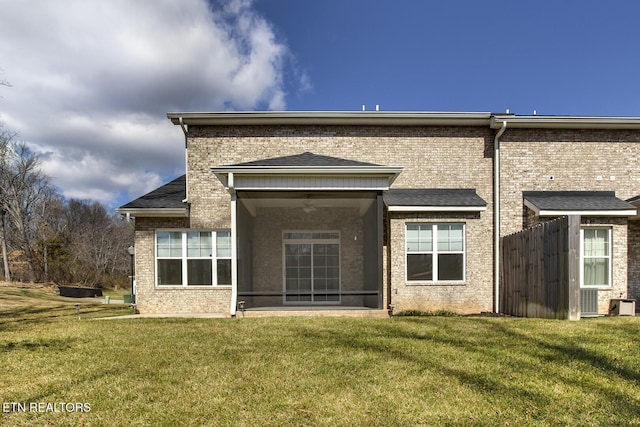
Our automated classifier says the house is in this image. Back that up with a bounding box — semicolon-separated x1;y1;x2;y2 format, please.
116;111;640;318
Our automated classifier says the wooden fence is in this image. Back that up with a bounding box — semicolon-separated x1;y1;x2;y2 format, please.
500;215;580;320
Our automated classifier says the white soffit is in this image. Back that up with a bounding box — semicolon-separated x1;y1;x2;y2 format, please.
387;205;487;212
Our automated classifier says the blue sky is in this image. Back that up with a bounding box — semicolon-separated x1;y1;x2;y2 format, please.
255;0;640;115
0;0;639;209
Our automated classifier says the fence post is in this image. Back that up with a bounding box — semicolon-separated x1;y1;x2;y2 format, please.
567;215;581;320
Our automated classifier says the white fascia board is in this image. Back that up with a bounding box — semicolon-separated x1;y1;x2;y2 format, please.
169;111;492;127
115;208;189;217
236;186;392;192
537;209;637;217
387;205;487;212
491;115;640;130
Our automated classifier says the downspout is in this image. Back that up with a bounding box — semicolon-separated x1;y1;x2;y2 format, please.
494;120;507;313
179;117;189;203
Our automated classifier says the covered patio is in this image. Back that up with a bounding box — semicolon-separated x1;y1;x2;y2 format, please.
212;152;402;314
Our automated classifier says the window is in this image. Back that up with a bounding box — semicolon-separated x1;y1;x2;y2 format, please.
406;223;465;282
581;227;611;288
156;230;231;286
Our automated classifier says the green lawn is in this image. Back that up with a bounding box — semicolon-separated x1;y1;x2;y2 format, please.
1;286;639;426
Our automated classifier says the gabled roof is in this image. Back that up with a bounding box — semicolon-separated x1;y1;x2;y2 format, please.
230;152;380;167
116;175;188;217
385;188;487;212
523;191;636;216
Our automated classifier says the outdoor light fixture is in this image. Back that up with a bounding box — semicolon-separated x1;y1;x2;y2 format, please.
238;300;246;318
127;245;135;304
387;304;395;317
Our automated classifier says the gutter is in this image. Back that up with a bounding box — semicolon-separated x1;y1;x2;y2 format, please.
168;111;493;127
490;115;640;129
493;121;507;313
114;208;189;218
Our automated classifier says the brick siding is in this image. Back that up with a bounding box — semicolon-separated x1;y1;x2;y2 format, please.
131;123;640;316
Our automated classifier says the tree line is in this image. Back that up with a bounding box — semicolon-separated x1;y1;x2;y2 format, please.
0;128;134;288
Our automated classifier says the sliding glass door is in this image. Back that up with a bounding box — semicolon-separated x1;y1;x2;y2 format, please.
283;232;340;304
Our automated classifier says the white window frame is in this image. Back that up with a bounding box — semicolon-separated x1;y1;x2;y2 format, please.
405;223;466;283
155;230;232;287
580;226;612;289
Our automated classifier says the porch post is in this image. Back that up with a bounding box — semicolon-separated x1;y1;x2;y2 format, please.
230;189;238;316
377;192;384;309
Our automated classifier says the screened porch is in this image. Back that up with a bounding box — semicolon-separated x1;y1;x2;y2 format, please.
235;191;384;310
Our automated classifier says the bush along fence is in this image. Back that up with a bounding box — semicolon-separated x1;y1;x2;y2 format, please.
500;215;581;320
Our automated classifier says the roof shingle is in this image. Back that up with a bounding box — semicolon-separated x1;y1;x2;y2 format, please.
118;175;187;209
228;152;380;167
523;191;634;211
385;188;487;207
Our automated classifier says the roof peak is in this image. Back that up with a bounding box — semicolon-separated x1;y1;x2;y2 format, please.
228;151;381;168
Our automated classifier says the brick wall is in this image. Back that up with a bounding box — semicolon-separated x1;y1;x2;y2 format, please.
134;217;232;314
186;125;495;228
628;221;640;301
388;212;493;314
185;125;495;314
133;123;640;315
500;129;640;236
499;129;640;311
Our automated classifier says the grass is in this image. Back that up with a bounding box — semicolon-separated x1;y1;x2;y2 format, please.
1;286;639;426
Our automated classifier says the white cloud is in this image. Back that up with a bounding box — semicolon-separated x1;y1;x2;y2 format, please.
0;0;291;206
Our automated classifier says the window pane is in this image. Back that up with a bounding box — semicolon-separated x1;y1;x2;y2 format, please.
584;258;609;287
584;229;609;257
326;278;340;291
438;254;464;281
157;231;182;257
158;259;182;285
406;225;419;240
407;241;419;252
438;224;464;252
449;224;464;251
216;231;231;258
407;254;433;281
407;224;432;252
187;259;212;286
157;248;171;257
217;259;231;285
187;231;212;258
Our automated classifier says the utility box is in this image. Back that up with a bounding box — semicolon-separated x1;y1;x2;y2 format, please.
608;299;635;316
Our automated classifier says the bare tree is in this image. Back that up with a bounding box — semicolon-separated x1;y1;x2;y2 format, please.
62;199;133;287
0;129;18;280
0;136;55;281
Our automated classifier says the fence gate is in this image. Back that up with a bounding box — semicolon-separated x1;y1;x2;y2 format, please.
500;215;581;320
